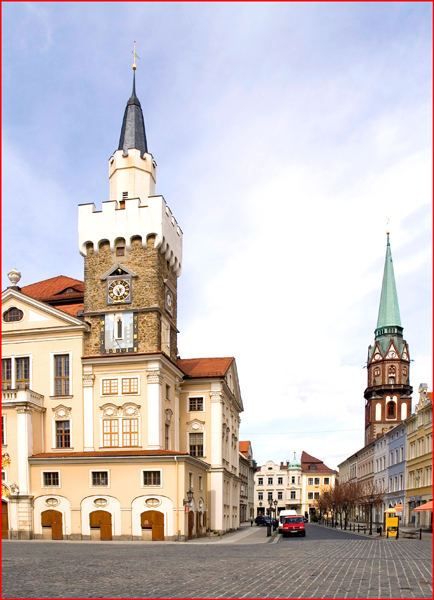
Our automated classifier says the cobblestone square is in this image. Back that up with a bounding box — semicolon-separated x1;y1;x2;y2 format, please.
2;525;432;599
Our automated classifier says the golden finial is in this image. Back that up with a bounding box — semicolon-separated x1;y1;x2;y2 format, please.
132;41;140;71
386;216;390;235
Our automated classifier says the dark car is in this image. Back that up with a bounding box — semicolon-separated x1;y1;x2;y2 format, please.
255;515;265;525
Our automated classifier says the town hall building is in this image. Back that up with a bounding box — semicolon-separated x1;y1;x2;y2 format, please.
1;67;245;541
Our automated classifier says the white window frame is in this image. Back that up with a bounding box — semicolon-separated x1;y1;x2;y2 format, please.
89;469;110;488
100;378;119;396
100;414;141;448
4;354;33;390
41;470;61;488
308;492;314;500
50;351;72;397
52;416;72;450
324;477;330;485
141;469;162;488
100;376;140;397
308;477;313;485
188;430;205;458
188;396;204;412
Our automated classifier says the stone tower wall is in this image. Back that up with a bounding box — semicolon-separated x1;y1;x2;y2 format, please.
83;235;178;360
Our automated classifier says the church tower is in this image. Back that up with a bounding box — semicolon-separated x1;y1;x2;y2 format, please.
364;234;412;444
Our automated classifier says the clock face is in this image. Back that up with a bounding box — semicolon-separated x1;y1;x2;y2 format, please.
108;279;130;302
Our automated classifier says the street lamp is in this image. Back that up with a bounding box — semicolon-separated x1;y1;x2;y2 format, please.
343;500;348;530
183;489;193;506
273;499;278;530
368;494;374;536
267;498;273;536
332;501;336;527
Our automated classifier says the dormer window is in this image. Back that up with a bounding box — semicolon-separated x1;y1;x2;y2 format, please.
116;246;125;257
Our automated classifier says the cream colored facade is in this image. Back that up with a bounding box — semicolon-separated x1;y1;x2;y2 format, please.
1;72;244;541
301;472;335;518
254;460;303;517
405;385;432;528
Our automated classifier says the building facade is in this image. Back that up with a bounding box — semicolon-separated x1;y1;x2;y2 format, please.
1;70;245;540
405;384;433;529
239;441;256;522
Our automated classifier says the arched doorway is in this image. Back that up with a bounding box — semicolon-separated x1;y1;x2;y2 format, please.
89;510;112;541
41;509;63;540
188;510;195;538
2;501;9;539
141;510;164;541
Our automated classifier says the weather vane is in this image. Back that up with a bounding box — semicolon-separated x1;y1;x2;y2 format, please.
132;41;140;71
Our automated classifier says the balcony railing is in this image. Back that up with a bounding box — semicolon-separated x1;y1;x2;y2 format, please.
2;388;44;408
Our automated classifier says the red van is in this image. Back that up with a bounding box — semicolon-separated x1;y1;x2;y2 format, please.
282;515;306;537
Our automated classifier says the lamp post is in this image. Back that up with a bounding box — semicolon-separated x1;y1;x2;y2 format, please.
273;499;278;530
368;494;374;536
343;500;348;530
332;501;336;527
267;499;273;536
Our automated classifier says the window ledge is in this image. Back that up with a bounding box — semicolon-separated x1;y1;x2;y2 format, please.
50;395;73;399
51;447;75;451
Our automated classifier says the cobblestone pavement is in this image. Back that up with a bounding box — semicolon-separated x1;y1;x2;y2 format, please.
2;524;432;599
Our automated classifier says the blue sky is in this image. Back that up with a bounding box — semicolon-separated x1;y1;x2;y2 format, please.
2;2;432;468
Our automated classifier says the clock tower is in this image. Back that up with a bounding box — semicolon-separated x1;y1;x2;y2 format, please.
364;234;412;444
77;68;183;452
78;71;182;361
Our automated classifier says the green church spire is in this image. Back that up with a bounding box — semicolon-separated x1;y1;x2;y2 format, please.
375;233;402;340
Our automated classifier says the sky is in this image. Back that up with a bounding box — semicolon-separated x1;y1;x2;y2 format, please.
2;2;432;470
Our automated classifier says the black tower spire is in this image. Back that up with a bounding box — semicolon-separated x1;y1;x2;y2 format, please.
118;71;148;157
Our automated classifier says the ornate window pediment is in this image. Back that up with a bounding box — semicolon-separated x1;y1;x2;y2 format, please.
186;418;205;432
52;404;72;419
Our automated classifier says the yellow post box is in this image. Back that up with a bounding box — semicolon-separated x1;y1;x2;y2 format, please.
385;514;399;538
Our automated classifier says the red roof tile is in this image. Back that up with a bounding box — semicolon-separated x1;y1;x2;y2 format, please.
301;450;336;474
239;441;251;454
21;276;84;301
178;357;234;378
53;303;84;317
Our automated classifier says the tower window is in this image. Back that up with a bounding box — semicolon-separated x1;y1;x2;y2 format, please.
387;402;396;418
116;246;125;256
116;317;123;339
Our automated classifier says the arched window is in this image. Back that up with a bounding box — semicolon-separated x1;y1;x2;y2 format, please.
387;402;396;418
3;307;23;322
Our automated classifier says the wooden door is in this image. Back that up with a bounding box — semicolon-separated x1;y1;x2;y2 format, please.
188;510;195;538
90;510;112;540
2;501;8;540
141;510;164;541
196;511;201;535
41;509;63;540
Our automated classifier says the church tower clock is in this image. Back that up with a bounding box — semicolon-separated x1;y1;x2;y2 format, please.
364;234;412;444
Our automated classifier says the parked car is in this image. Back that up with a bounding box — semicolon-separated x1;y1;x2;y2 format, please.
282;515;306;537
255;515;265;525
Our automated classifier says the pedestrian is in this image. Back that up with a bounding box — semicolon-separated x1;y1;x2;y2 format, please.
250;518;253;527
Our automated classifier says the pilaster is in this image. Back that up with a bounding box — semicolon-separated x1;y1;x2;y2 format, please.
147;370;163;448
82;370;95;450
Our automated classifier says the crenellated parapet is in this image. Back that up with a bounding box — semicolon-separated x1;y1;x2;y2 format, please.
78;196;182;275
